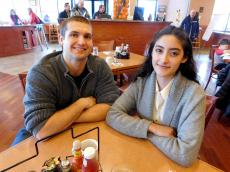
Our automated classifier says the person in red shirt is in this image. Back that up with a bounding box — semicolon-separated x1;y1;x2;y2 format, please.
214;39;229;70
28;8;43;24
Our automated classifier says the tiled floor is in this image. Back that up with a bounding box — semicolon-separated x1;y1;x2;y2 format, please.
0;43;60;75
0;45;211;86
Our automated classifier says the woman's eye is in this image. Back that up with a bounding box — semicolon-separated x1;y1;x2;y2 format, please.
155;48;162;53
170;51;179;56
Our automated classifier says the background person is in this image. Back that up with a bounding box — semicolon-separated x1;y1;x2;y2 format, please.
106;26;205;167
214;39;229;70
58;2;71;24
215;64;230;117
93;5;106;19
10;9;22;25
180;10;199;41
43;14;50;23
28;8;43;24
71;0;90;19
12;16;119;145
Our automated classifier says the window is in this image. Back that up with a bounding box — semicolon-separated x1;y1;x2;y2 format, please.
137;0;157;21
0;0;109;24
0;0;30;24
40;0;59;23
212;0;230;32
76;0;106;19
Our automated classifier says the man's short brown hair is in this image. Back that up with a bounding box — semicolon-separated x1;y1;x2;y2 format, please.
64;2;69;7
59;16;91;37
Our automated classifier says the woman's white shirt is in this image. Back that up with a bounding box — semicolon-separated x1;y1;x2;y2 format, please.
153;78;174;123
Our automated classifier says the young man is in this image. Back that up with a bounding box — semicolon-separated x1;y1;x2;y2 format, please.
58;2;71;23
12;16;119;144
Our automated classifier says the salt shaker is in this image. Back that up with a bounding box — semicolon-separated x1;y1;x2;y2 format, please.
92;47;98;56
61;159;71;172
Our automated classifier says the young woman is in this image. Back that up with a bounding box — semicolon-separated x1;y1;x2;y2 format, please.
10;9;22;25
106;26;205;167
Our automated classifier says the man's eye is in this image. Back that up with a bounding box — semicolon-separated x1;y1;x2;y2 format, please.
70;33;79;37
84;34;92;40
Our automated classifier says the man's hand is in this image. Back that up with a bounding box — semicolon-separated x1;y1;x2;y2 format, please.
148;123;176;137
79;96;96;110
36;96;96;139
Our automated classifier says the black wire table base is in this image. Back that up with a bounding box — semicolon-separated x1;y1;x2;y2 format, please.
1;127;101;172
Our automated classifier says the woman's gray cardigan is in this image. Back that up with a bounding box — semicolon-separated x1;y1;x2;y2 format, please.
106;71;205;167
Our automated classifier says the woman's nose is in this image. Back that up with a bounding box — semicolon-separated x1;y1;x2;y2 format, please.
161;53;170;63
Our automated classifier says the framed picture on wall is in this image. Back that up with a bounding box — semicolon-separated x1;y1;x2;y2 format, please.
158;5;166;13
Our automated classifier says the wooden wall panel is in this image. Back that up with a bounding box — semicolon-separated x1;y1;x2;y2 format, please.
91;20;171;55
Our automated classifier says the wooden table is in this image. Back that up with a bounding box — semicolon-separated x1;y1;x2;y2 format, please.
223;55;230;63
99;51;146;75
0;122;223;172
99;51;145;86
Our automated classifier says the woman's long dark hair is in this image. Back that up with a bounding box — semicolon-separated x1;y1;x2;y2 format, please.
135;25;198;83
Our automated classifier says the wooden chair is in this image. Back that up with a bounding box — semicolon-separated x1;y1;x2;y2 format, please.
205;95;217;129
94;40;115;51
203;45;224;128
192;28;202;49
204;44;219;90
49;24;58;43
18;72;27;92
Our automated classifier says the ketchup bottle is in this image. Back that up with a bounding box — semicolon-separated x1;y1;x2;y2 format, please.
82;147;99;172
71;140;83;172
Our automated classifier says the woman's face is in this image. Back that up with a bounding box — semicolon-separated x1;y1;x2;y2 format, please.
152;35;187;81
11;10;16;15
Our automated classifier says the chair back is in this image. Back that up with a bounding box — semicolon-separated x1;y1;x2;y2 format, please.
18;72;27;92
205;95;217;129
204;45;219;90
192;28;202;49
94;40;115;51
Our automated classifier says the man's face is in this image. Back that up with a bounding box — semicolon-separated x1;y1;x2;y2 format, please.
60;21;93;62
99;5;105;13
65;4;70;11
190;10;196;18
78;0;84;8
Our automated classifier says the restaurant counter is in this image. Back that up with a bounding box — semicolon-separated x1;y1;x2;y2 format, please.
0;25;44;57
91;20;171;55
0;20;170;57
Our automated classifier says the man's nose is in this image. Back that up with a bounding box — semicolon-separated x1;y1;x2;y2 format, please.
78;35;86;45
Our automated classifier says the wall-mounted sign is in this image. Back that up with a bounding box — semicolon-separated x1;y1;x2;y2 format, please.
199;7;204;13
